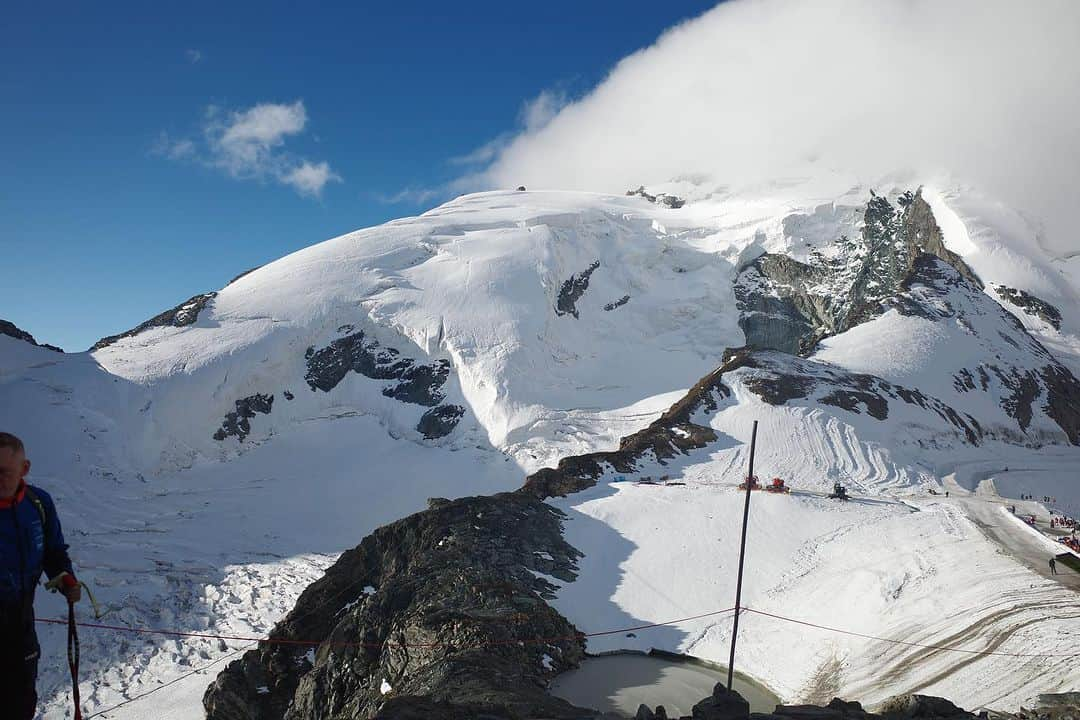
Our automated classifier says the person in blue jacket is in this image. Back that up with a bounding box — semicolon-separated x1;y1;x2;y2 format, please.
1;432;81;719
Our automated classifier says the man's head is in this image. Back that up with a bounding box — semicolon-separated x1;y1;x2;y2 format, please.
0;433;30;499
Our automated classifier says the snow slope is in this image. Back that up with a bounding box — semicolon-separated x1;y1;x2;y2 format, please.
2;176;1079;717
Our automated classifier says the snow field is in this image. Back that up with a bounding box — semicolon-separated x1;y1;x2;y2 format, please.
1;178;1078;717
550;479;1080;711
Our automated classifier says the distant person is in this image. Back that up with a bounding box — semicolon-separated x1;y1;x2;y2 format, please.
1049;557;1058;576
0;432;81;719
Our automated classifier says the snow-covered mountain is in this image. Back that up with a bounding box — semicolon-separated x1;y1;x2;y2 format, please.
4;175;1080;718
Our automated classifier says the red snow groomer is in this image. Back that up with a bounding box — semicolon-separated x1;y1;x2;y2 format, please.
765;477;790;493
738;475;760;491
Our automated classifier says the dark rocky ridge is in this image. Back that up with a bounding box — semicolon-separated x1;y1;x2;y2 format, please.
202;474;1074;719
305;329;464;439
204;492;590;720
736;189;980;356
995;286;1063;330
214;393;275;442
523;345;994;500
91;292;218;351
0;318;63;352
556;261;601;319
91;266;263;352
893;255;1080;445
604;295;631;312
626;185;687;209
417;404;466;439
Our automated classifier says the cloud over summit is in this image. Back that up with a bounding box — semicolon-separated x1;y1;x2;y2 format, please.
479;0;1080;252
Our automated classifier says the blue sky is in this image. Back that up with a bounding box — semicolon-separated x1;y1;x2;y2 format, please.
1;1;717;351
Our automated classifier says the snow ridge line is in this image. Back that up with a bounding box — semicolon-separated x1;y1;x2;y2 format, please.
35;607;739;650
39;604;1080;658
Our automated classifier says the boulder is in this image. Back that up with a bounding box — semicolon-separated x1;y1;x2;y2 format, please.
878;694;975;719
692;682;750;720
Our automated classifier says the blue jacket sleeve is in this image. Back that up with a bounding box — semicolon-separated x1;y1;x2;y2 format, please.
38;490;75;580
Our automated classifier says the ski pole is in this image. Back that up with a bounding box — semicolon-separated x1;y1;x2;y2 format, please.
68;599;83;720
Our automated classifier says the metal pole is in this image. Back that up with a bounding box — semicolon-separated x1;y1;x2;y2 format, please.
727;419;758;691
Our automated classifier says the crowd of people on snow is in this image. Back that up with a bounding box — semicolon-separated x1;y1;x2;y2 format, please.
1018;493;1058;503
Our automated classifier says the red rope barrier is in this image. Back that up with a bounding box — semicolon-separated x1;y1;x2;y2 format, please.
36;606;737;651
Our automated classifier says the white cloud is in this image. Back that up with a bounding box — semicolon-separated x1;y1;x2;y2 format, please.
186;49;202;64
474;0;1080;254
152;132;196;160
208;100;308;178
282;160;342;197
519;89;567;133
450;89;568;168
160;100;341;198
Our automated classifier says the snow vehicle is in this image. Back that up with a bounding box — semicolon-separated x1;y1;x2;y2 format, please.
828;482;849;501
737;475;760;491
765;477;790;493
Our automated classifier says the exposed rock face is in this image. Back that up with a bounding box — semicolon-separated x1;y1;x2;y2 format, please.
995;286;1063;330
0;319;63;352
692;683;750;720
555;261;601;319
203;493;589;720
524;354;738;499
213;393;274;442
736;351;982;445
736;189;980;356
894;255;1080;445
304;329;465;438
626;186;687;209
604;295;631;312
91;292;217;351
876;694;976;719
417;404;465;439
305;331;414;393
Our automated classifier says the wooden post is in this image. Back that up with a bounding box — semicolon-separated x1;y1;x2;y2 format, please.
727;419;758;691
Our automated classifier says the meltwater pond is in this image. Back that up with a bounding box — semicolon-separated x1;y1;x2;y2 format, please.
550;652;780;718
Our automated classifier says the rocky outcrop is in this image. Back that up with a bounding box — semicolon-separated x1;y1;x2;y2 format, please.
303;333;444;406
304;329;465;438
556;261;601;319
91;292;217;351
0;319;63;352
213;393;274;442
523;342;995;500
626;186;686;209
995;286;1063;330
632;691;986;720
736;189;981;356
895;255;1080;445
692;683;750;720
604;295;631;312
417;404;465;439
203;493;589;720
523;351;737;499
736;351;983;445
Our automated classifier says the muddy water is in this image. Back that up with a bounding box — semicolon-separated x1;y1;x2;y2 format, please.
550;652;780;718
